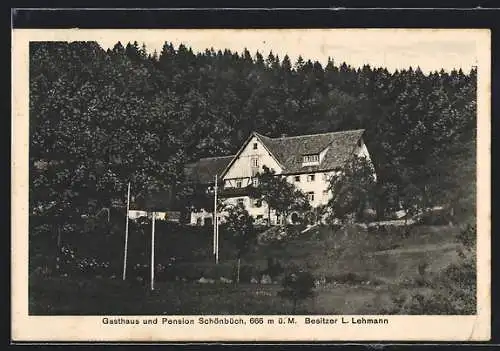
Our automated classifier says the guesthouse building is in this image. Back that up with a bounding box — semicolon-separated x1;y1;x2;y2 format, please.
184;129;375;226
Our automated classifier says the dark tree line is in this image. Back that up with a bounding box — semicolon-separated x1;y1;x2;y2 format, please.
29;40;476;226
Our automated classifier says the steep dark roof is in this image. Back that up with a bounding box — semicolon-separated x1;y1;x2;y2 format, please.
185;129;366;183
256;129;365;174
184;155;234;184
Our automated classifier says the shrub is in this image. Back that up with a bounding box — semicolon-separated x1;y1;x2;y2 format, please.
54;244;114;278
400;291;456;314
457;223;476;251
278;270;316;313
385;225;476;315
418;208;453;225
264;257;284;279
330;272;366;285
361;208;377;223
258;225;305;244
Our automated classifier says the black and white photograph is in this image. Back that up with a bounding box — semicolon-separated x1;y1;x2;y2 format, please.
12;27;490;341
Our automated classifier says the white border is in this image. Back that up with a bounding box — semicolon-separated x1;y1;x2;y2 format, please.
11;28;491;342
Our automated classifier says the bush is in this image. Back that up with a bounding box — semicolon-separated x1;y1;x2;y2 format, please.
385;225;476;315
329;272;366;285
361;208;377;223
258;225;304;244
418;209;453;225
263;257;284;279
52;245;114;278
394;291;457;314
457;223;476;251
278;270;316;313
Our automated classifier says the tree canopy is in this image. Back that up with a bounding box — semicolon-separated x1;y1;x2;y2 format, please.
252;166;311;224
30;40;477;224
326;155;377;223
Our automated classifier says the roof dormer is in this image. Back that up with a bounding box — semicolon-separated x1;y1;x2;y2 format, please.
302;144;330;167
302;153;320;166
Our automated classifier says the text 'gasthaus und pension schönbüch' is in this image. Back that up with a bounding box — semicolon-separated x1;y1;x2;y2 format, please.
101;316;390;326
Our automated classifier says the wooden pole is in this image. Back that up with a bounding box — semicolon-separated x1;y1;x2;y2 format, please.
56;226;62;248
151;211;156;291
237;258;241;283
213;175;218;256
122;182;131;280
215;213;219;265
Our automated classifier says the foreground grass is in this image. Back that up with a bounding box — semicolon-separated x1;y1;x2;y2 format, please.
29;225;474;315
29;275;444;315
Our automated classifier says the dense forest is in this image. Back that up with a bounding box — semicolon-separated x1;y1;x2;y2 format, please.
29;40;477;225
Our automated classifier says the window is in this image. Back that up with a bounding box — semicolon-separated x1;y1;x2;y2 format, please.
303;154;319;163
323;173;329;181
307;174;315;182
236;180;242;188
253;199;262;208
237;198;245;206
294;175;300;182
252;177;258;187
251;157;259;168
323;190;329;196
253;142;258;150
307;192;315;201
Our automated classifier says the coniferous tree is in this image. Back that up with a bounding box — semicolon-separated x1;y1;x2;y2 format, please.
30;40;477;239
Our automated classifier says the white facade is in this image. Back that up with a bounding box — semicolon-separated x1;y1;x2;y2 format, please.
223;135;283;186
189;132;374;226
129;210;167;220
189;135;282;226
128;210;180;222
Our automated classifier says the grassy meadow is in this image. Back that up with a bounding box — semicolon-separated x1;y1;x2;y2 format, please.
29;224;475;315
